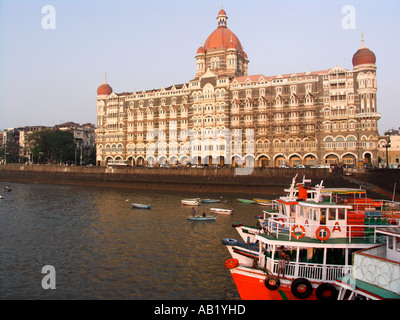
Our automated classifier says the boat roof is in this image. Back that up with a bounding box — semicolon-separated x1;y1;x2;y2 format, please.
298;201;353;209
375;227;400;238
321;188;367;194
336;276;400;300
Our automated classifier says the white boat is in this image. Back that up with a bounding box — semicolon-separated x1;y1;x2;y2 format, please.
336;227;400;300
131;203;151;209
210;208;233;214
181;199;200;206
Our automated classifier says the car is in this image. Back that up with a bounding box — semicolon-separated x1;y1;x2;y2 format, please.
278;164;290;168
294;165;306;168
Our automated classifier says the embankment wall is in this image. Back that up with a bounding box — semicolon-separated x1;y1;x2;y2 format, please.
0;164;363;195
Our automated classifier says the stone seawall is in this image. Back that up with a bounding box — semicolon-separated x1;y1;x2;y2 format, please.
0;164;357;195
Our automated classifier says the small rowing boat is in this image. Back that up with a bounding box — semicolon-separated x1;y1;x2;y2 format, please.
132;203;151;209
187;216;216;221
200;199;221;203
237;198;256;204
181;199;200;206
210;208;233;215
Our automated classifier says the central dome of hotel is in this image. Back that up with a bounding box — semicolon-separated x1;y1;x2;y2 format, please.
202;8;243;52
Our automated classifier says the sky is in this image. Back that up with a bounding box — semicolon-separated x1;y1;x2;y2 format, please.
0;0;399;134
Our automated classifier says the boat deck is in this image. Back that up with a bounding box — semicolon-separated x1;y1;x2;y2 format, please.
256;230;386;247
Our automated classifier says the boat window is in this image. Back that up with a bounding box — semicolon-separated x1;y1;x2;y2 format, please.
320;208;326;225
388;236;394;250
313;209;318;221
338;208;345;220
329;208;336;221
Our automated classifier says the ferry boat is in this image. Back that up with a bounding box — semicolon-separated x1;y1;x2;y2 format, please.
223;176;400;300
335;227;400;300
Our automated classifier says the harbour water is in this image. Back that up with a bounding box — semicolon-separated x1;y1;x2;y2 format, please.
0;181;281;300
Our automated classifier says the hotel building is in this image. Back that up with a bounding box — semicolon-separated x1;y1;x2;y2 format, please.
95;8;380;168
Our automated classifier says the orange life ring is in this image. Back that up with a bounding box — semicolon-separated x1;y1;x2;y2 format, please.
316;226;331;241
276;218;285;230
224;258;239;269
291;225;306;239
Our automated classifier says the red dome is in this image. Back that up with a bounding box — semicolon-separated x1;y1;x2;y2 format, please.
196;46;206;54
352;47;376;67
97;83;113;96
218;8;227;16
203;26;243;52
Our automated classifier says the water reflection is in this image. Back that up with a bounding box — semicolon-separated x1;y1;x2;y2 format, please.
0;181;279;299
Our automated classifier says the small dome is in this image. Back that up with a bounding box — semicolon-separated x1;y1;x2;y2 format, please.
196;46;206;54
97;73;113;96
352;34;376;67
352;47;376;67
218;8;227;16
97;83;113;96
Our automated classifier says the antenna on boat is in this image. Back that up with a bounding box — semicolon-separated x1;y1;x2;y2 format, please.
314;180;324;203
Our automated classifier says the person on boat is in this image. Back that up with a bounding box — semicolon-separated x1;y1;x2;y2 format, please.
191;207;196;217
277;246;287;278
202;211;206;217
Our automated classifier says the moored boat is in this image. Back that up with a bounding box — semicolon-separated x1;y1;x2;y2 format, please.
131;203;151;209
237;198;256;204
210;208;233;214
223;175;400;300
335;227;400;300
200;199;221;203
187;215;216;221
181;199;200;206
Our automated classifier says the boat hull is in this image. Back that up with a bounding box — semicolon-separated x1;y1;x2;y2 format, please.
229;267;319;300
132;204;151;209
237;198;256;204
201;199;221;203
210;208;233;214
181;200;200;206
187;216;216;221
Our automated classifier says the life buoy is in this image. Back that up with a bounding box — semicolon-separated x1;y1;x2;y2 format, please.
291;225;306;239
224;258;239;269
264;275;280;290
291;278;313;299
316;283;338;301
276;218;285;230
316;226;331;241
222;238;239;246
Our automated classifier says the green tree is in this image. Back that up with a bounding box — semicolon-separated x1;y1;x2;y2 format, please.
28;129;75;164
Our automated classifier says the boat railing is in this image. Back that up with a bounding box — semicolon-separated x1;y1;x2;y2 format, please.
266;257;352;283
265;217;400;244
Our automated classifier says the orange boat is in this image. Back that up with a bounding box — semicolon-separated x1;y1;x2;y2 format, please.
223;176;400;300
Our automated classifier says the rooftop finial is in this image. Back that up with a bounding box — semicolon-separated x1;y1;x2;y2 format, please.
361;32;366;48
104;71;107;84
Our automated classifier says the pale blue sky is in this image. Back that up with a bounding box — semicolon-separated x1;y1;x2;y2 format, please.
0;0;399;134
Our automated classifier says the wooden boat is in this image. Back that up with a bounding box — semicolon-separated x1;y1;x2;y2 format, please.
181;199;200;206
253;198;271;203
210;208;233;214
237;198;256;204
187;215;216;221
131;203;151;209
200;199;221;203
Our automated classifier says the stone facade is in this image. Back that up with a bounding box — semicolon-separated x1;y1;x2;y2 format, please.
95;9;380;168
